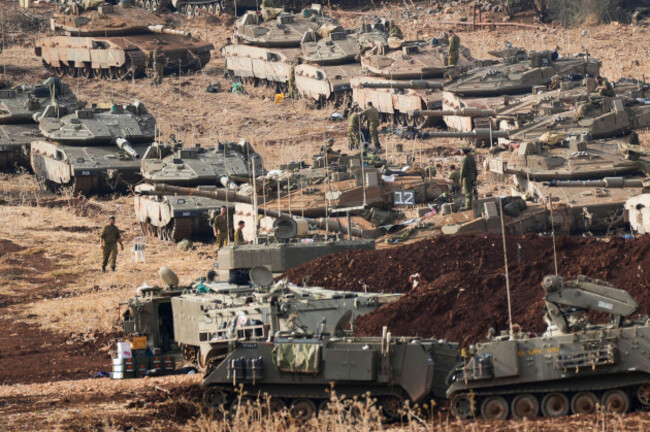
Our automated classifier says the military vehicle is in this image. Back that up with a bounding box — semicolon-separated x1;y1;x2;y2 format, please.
31;102;156;195
444;50;601;97
201;333;459;421
362;41;472;80
294;63;364;105
36;4;213;80
487;136;648;181
141;139;264;186
122;266;403;370
134;183;233;241
0;81;79;170
507;96;650;143
234;7;336;48
223;44;299;93
134;0;259;15
448;274;650;419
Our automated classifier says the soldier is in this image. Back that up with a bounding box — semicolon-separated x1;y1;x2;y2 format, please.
447;29;460;66
389;22;403;39
347;106;361;150
423;160;436;178
320;138;341;158
99;215;124;273
212;206;229;249
448;164;461;194
287;60;298;98
152;41;165;86
234;220;246;244
361;101;381;149
459;149;477;210
595;75;615;97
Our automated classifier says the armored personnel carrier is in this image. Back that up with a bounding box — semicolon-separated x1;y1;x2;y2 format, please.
122;267;403;370
36;4;213;80
362;41;472;80
201;333;459;421
141;139;264;186
448;275;650;419
445;50;601;97
0;81;79;170
30;102;155;195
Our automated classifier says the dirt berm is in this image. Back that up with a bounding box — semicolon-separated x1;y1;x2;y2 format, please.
283;234;650;346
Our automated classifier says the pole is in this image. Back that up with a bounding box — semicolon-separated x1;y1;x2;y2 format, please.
498;198;514;339
251;157;259;245
346;211;351;240
549;193;558;276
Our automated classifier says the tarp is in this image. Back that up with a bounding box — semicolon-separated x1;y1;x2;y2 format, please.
273;342;320;373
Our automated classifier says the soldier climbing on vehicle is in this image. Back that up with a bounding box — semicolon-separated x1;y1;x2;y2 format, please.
595;75;616;97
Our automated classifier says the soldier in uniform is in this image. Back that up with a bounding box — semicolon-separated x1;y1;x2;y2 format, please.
347;106;361;150
212;206;229;249
595;75;615;97
447;29;460;66
448;164;461;194
389;22;403;39
361;101;381;149
152;41;165;86
459;148;477;210
100;215;124;273
234;220;246;244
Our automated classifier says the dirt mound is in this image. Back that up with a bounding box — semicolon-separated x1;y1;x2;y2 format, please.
283;234;650;346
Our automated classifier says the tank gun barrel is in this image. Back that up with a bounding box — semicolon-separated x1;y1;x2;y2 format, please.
142;184;364;237
115;138;140;159
426;128;509;139
147;25;191;37
415;108;496;118
546;177;644;188
360;80;443;90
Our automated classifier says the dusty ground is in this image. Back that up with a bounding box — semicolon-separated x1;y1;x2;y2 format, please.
1;0;650;430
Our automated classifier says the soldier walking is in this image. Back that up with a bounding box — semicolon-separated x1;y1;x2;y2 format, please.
100;215;124;273
361;101;381;149
212;206;229;249
447;29;460;66
152;41;165;86
459;148;477;210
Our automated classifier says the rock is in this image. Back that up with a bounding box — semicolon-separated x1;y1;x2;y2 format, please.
459;16;468;22
502;15;510;22
176;239;193;251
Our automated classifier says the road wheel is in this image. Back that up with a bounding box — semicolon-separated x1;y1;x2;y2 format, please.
450;394;474;419
602;390;630;414
151;0;160;11
79;65;92;79
380;395;404;422
511;394;539;419
541;392;569;418
65;63;76;77
114;65;131;80
397;112;409;126
480;396;509;420
571;392;598;414
290;399;316;422
203;387;227;411
637;384;650;408
414;113;428;128
261;397;286;416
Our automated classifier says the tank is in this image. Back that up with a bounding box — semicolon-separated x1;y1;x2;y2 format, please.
35;4;213;80
134;183;234;241
448;275;650;419
234;7;336;48
486;136;647;181
133;0;259;15
294;63;363;105
30;102;156;195
362;41;472;80
122;267;404;370
0;81;79;170
201;333;459;421
141;139;264;186
507;96;650;143
223;44;300;93
445;50;601;97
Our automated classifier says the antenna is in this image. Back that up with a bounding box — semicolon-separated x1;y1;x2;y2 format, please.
498;198;514;339
548;193;558;275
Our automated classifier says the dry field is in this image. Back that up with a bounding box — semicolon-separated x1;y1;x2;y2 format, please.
1;0;650;430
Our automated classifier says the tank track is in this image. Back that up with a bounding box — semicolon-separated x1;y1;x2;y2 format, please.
42;50;147;80
141;217;194;242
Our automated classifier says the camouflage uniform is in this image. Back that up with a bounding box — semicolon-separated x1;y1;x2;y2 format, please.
448;169;461;194
447;33;460;66
389;24;403;39
460;153;477;209
234;227;245;244
597;78;615;97
347;112;361;150
100;224;121;271
361;106;381;148
212;214;228;248
287;62;297;98
152;46;165;86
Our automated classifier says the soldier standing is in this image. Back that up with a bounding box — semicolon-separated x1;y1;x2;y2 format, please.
361;101;381;149
212;206;229;249
447;29;460;66
459;148;477;210
448;164;461;194
347;106;361;150
152;41;165;86
100;215;124;273
234;220;246;244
